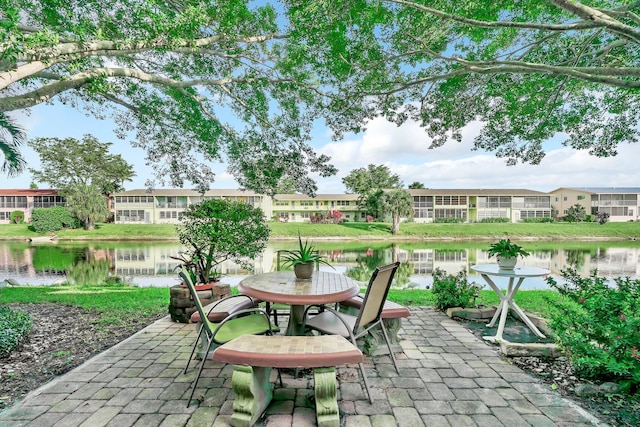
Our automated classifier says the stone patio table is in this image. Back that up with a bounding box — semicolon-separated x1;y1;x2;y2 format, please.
238;271;359;336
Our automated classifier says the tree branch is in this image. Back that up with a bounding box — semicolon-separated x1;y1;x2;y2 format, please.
0;67;293;112
0;32;285;90
386;0;603;31
549;0;640;44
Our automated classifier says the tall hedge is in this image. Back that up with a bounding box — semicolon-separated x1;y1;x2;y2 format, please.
30;207;80;233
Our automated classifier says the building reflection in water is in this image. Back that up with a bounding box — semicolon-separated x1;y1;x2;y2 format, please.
0;242;639;288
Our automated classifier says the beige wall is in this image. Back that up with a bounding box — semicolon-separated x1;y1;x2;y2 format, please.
548;189;592;218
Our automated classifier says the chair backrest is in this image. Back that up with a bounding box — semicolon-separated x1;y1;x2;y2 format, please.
179;268;215;337
354;262;400;331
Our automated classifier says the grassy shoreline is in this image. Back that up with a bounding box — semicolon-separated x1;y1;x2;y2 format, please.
1;221;640;241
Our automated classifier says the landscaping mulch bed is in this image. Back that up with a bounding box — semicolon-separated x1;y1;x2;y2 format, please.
0;303;165;411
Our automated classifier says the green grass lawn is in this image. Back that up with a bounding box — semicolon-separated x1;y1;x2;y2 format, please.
0;285;555;325
0;285;169;328
2;220;639;240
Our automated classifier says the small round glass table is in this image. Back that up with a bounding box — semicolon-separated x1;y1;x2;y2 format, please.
470;264;550;342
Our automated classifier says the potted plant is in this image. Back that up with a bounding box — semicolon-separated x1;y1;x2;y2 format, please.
171;251;220;290
280;232;333;279
487;238;530;270
175;198;271;286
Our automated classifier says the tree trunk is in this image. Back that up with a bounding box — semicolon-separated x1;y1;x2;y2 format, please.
85;218;94;231
392;214;400;234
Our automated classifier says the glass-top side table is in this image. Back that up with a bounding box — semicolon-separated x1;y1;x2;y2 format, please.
470;264;550;342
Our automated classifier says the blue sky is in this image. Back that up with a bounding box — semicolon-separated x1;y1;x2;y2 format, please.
4;101;640;193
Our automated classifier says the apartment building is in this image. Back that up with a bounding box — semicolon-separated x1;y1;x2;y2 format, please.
0;189;65;224
4;186;637;225
408;189;552;223
549;187;640;222
113;189;272;224
271;193;363;223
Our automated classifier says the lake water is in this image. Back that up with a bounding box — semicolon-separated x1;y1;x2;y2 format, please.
1;240;639;290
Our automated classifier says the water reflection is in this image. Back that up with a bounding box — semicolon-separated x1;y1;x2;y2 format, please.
0;240;639;289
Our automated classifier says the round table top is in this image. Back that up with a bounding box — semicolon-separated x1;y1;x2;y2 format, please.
238;271;360;305
471;264;551;277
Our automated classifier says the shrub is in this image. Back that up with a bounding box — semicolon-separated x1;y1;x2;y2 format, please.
0;305;33;358
30;207;80;233
432;268;481;310
9;210;24;224
522;217;555;223
434;217;465;223
546;270;640;391
479;217;509;223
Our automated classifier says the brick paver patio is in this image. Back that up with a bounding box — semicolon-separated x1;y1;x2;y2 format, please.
0;307;606;427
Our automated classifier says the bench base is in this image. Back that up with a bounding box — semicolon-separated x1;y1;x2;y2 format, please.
229;365;339;427
230;365;273;427
214;335;362;427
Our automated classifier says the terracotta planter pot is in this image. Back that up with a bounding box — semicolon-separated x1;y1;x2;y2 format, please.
179;281;220;291
294;262;314;280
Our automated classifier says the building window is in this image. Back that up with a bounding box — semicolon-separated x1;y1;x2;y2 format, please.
413;196;433;208
434;208;467;219
520;210;551;218
336;200;350;206
116;210;145;222
478;196;510;208
0;196;28;208
32;195;64;208
159;211;182;219
414;208;433;218
299;201;313;206
0;211;11;220
477;209;509;220
435;196;467;205
577;195;585;200
115;196;153;204
275;201;289;206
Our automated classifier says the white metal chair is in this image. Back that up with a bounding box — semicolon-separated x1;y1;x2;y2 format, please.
302;261;401;403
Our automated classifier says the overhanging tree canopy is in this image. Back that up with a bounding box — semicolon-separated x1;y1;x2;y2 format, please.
4;0;639;192
0;0;336;194
287;0;640;165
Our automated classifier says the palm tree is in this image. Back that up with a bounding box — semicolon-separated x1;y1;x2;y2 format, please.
0;112;26;177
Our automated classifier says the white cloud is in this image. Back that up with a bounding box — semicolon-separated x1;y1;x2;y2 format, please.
314;116;640;193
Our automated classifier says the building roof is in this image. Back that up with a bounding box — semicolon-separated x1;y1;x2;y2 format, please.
549;187;640;194
0;189;60;196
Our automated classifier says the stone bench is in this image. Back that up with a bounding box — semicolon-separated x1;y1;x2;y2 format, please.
339;295;410;356
212;334;363;427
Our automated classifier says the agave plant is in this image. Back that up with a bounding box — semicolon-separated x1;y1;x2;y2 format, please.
280;232;333;269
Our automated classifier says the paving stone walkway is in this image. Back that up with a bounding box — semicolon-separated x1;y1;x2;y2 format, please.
0;307;607;427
